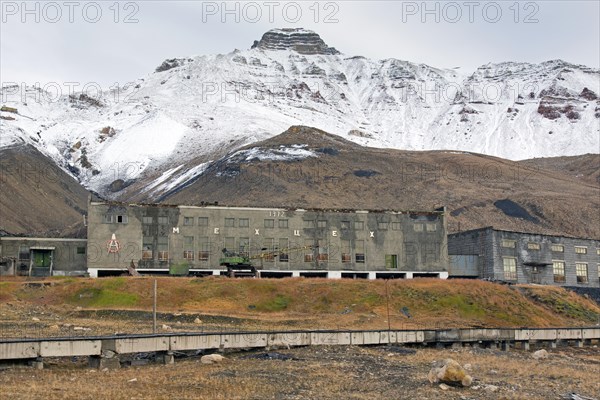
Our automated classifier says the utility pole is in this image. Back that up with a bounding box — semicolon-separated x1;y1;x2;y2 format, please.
385;280;391;343
153;279;157;334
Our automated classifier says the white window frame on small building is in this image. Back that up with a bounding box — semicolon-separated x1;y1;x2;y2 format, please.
552;260;566;283
575;246;587;254
502;257;517;280
575;263;588;283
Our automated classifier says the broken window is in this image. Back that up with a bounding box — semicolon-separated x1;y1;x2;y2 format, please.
198;237;209;261
341;221;350;230
317;240;328;261
553;261;565;283
426;223;437;232
341;240;351;263
502;257;517;280
576;263;588;283
142;236;154;260
183;236;194;260
76;247;86;255
355;240;365;263
262;238;275;262
183;217;194;226
224;237;235;252
157;236;169;261
239;237;250;256
279;238;289;262
304;239;314;262
18;246;30;260
116;215;128;224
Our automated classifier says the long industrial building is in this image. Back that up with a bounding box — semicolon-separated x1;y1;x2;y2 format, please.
448;227;600;288
86;200;449;279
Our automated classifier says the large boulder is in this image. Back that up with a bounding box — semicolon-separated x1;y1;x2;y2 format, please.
428;359;473;387
201;354;225;364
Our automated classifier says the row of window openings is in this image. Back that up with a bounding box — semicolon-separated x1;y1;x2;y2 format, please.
156;216;437;232
143;237;369;264
502;258;598;284
501;240;598;255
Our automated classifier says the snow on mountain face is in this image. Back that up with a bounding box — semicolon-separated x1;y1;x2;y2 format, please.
1;28;599;199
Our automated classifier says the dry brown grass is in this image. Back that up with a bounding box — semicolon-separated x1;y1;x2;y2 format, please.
0;346;598;399
1;277;599;338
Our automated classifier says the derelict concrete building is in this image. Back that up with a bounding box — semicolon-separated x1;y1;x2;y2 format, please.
0;237;88;277
86;200;449;279
448;227;600;288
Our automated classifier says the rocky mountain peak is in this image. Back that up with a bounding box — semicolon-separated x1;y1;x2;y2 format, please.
251;28;340;55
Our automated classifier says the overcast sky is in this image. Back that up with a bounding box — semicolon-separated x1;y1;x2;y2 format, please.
1;1;599;88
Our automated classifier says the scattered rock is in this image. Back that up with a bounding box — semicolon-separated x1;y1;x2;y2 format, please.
127;378;137;383
193;318;202;324
463;363;472;371
484;384;499;393
201;354;225;364
31;317;40;322
428;359;473;387
49;325;60;331
161;324;172;331
439;383;451;391
533;349;549;360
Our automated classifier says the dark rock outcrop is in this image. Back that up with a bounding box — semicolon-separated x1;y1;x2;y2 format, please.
251;28;340;55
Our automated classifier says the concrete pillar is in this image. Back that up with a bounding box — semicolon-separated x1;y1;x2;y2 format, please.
89;355;120;370
158;351;174;365
405;272;414;279
438;272;449;279
368;272;377;280
575;340;583;348
292;271;300;277
550;341;557;349
501;341;510;351
328;271;342;279
488;342;497;350
522;341;530;351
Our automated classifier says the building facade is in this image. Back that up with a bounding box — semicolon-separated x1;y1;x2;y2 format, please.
448;227;600;288
0;237;88;277
87;201;449;279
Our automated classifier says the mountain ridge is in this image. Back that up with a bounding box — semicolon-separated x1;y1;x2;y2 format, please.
1;28;598;202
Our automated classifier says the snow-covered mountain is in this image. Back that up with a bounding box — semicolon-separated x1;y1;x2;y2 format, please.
1;28;599;199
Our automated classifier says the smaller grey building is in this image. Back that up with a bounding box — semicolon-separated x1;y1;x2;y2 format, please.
0;237;88;277
448;227;600;288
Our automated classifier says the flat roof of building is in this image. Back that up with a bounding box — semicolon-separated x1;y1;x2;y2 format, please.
448;226;600;242
90;201;446;215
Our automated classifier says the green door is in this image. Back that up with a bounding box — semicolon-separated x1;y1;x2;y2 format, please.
385;254;398;269
31;250;52;276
